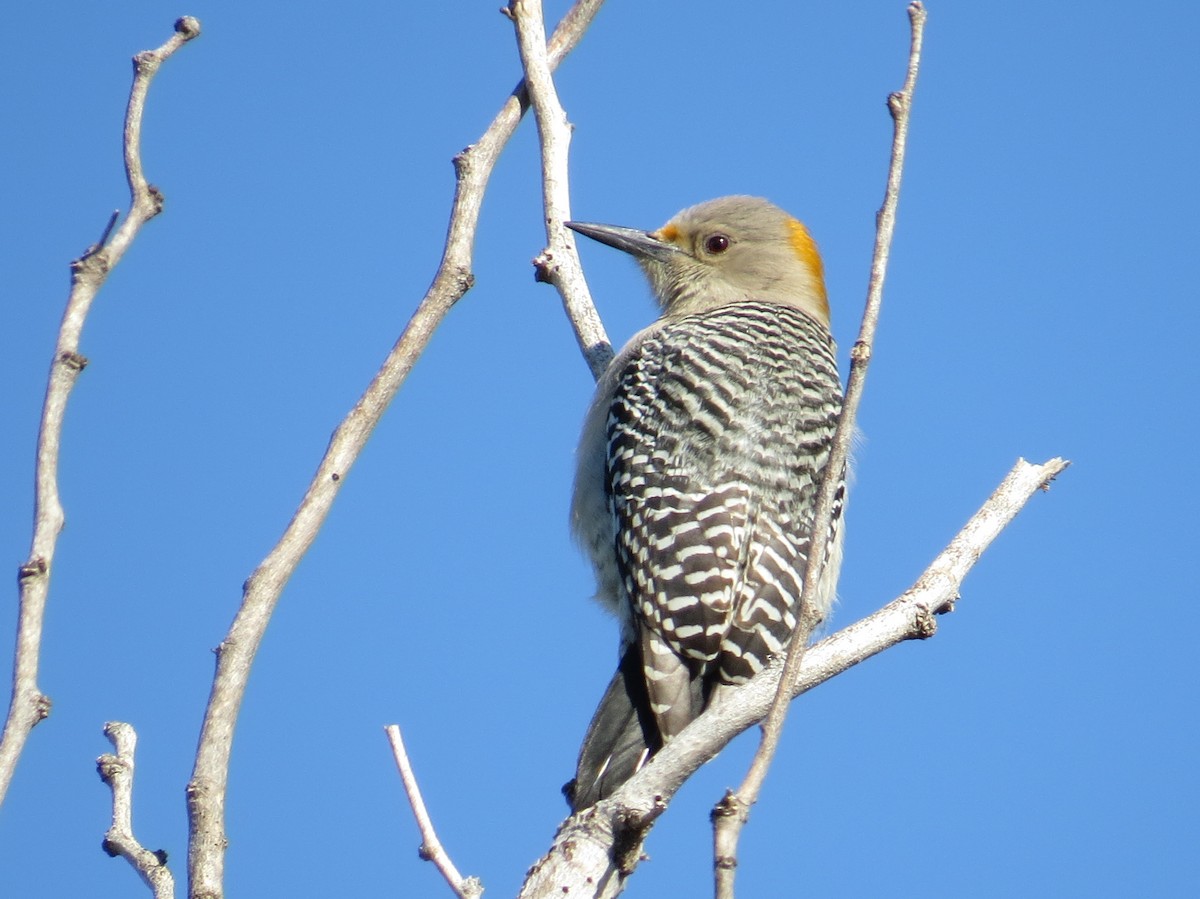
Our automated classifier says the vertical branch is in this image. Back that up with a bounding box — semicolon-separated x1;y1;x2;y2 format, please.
508;0;613;379
0;17;201;810
712;4;928;895
98;722;176;899
185;4;607;896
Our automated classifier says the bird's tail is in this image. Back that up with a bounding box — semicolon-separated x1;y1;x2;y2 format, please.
564;642;662;811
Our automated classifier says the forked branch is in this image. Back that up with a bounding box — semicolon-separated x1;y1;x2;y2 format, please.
184;3;608;896
509;0;613;379
518;456;1068;898
98;723;176;899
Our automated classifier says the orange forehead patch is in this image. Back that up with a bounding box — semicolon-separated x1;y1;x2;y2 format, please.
787;217;829;316
652;223;679;243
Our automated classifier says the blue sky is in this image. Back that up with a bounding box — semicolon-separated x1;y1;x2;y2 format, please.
2;1;1197;896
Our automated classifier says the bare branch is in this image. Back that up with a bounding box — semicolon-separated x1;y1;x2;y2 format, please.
509;0;613;379
0;16;201;810
97;722;176;899
385;726;483;899
713;3;930;892
519;456;1069;897
184;4;607;895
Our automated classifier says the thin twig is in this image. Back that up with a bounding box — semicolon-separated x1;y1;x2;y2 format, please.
710;5;929;894
509;0;613;379
184;4;607;896
0;16;201;811
97;722;176;899
518;456;1069;898
385;726;483;899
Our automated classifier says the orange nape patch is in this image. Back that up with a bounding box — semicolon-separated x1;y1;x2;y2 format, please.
786;217;829;318
652;223;680;243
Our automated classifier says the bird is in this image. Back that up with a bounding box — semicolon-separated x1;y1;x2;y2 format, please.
563;196;846;811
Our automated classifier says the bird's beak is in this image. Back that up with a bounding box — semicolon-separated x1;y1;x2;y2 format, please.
566;220;683;262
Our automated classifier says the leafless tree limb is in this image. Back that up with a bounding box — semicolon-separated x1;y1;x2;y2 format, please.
97;722;176;899
385;726;483;899
0;16;201;810
509;0;613;379
503;3;1062;895
183;3;608;896
518;456;1069;898
713;4;929;894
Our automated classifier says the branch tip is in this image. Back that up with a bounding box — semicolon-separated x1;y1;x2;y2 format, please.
97;721;176;894
1038;458;1070;489
386;724;481;897
86;210;121;256
175;16;202;40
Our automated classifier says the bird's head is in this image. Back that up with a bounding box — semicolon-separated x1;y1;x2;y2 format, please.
567;195;828;326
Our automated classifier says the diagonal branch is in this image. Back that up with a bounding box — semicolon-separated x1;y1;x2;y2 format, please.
0;16;201;810
185;4;608;896
712;4;929;893
385;725;483;899
518;456;1069;898
98;722;176;899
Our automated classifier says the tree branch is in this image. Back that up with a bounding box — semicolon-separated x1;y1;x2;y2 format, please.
0;16;201;810
97;722;176;899
509;0;613;379
385;726;482;899
518;456;1069;897
713;4;929;893
184;4;608;896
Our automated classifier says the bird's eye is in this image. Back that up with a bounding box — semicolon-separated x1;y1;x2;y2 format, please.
704;234;730;255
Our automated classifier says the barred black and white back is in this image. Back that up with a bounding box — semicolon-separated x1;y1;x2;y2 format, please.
567;300;844;809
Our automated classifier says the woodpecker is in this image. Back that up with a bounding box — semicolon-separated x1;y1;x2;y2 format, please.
564;196;845;811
